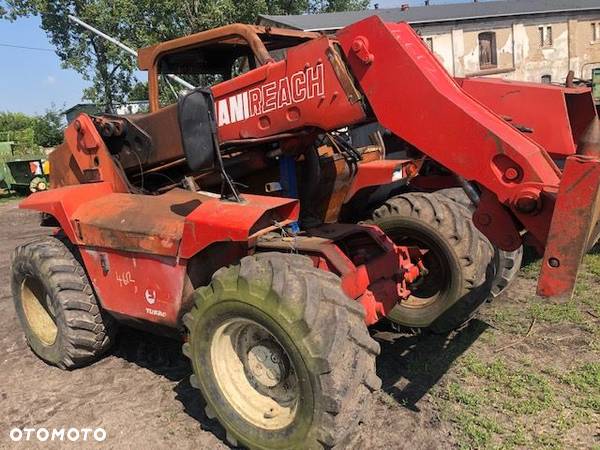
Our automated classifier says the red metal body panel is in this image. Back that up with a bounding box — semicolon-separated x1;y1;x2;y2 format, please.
337;18;563;249
72;189;196;257
344;159;403;202
19;182;114;243
537;155;600;299
21;184;300;328
179;194;300;259
20;184;299;260
259;224;420;326
458;77;597;159
211;37;366;143
80;248;186;327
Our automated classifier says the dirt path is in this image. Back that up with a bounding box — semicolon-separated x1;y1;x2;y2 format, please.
0;200;454;449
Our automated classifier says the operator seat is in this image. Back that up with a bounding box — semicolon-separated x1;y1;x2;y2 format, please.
177;88;220;173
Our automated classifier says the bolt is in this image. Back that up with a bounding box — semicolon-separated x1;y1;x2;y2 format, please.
504;167;520;181
351;39;364;53
515;196;538;213
548;257;560;268
476;213;492;226
514;188;541;214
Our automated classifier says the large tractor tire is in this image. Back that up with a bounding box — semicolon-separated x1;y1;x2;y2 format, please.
182;253;381;449
437;188;524;297
371;192;494;334
11;236;116;369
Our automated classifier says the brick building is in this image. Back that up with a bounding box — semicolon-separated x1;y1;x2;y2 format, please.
259;0;600;84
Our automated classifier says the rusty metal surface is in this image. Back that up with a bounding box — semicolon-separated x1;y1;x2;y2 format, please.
124;104;185;171
344;159;403;202
538;155;600;300
141;24;320;112
47;115;130;193
325;44;363;105
301;146;383;224
19;182;115;244
72;189;204;257
138;24;319;70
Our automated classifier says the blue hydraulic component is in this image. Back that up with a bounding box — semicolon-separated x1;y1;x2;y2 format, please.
279;155;298;198
279;155;300;233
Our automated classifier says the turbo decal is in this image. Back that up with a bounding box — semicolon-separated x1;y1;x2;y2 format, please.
217;62;325;127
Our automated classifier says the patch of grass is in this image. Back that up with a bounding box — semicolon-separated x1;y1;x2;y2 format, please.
447;382;483;407
437;353;600;448
532;432;563;450
560;363;600;414
504;425;528;447
584;253;600;278
490;307;527;331
460;357;556;415
429;247;599;449
561;362;600;391
528;301;583;324
456;412;503;449
520;258;541;280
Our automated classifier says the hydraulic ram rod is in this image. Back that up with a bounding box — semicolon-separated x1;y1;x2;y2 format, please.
67;15;194;90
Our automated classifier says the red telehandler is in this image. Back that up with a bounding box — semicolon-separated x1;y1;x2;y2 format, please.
11;16;600;449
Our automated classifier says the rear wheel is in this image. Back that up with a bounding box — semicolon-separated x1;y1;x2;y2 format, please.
11;236;116;369
438;188;523;297
371;192;493;333
183;253;381;449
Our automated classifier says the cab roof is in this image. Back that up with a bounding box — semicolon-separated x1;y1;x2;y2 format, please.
137;23;320;70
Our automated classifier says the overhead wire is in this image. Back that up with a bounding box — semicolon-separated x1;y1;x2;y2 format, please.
0;43;54;52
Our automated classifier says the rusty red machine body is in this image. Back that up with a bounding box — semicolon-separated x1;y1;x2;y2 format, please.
21;16;600;332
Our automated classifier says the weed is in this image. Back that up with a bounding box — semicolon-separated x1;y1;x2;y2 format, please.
529;301;583;324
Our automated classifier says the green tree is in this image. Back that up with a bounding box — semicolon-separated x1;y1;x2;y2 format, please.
0;108;63;149
127;81;149;102
32;108;64;147
0;111;35;132
1;0;368;109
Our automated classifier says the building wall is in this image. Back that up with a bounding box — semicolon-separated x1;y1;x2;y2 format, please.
419;14;600;84
574;19;600;79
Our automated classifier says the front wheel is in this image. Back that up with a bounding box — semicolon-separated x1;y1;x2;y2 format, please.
183;253;381;449
371;192;494;333
437;188;523;297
